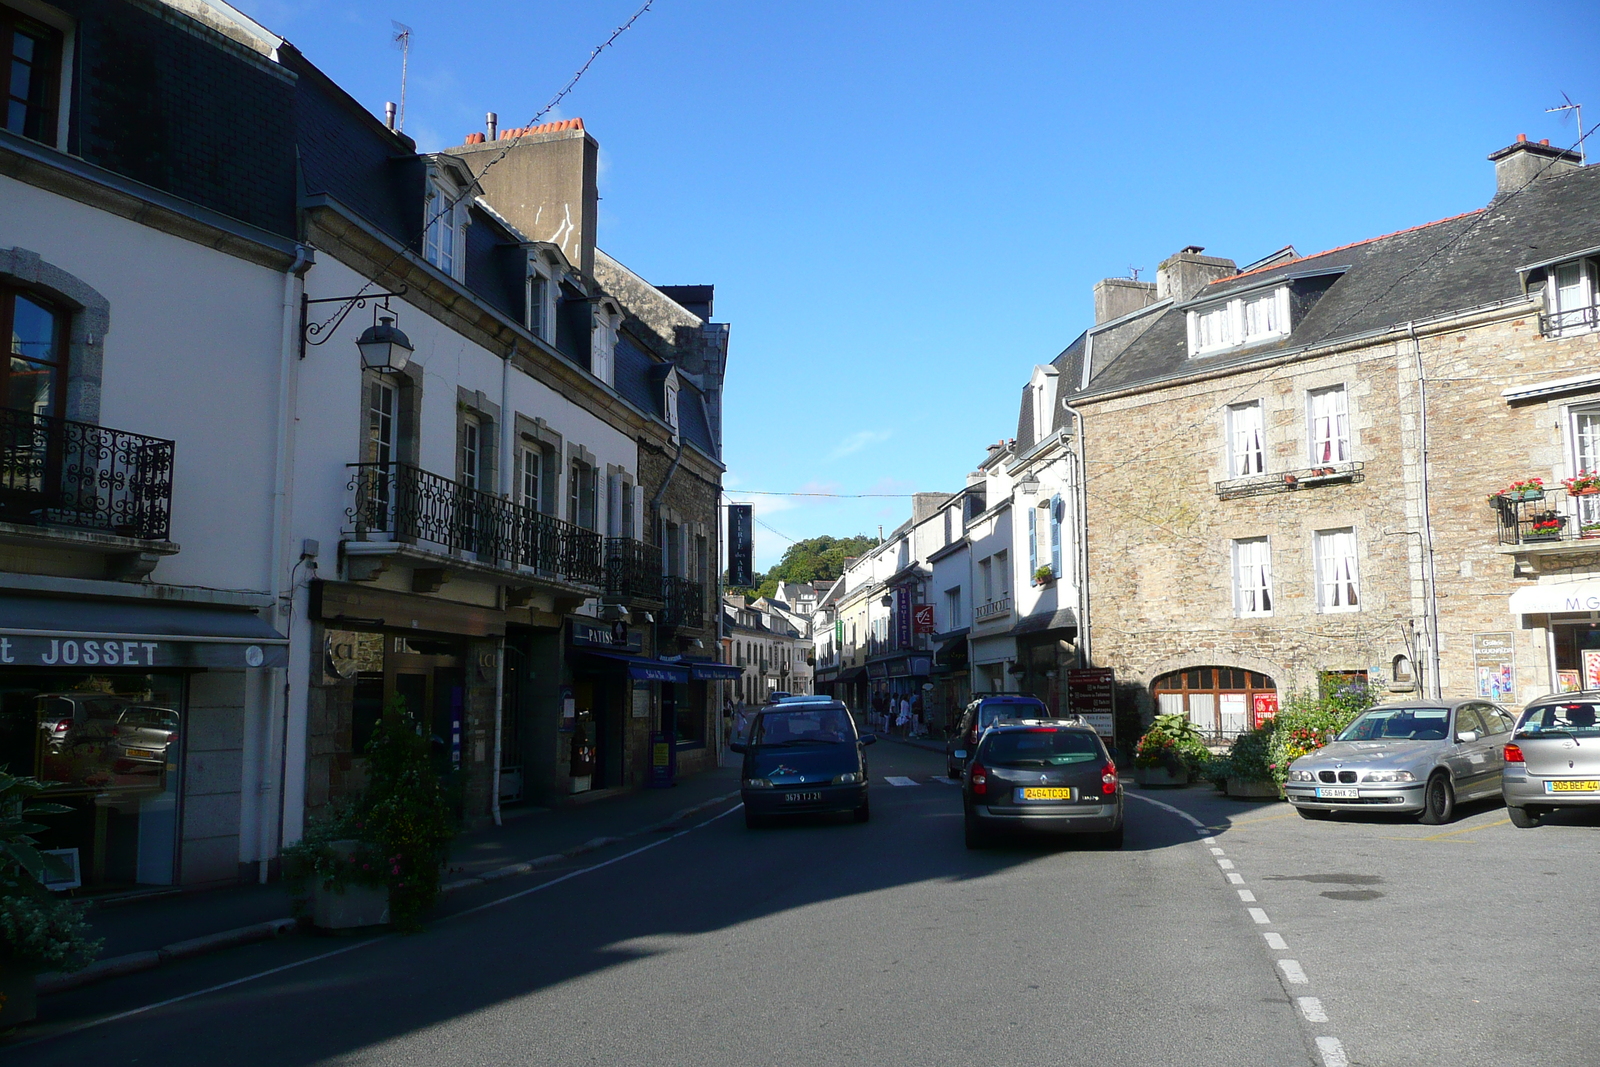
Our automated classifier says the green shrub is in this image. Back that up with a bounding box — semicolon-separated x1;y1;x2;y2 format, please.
1264;682;1378;784
0;771;101;972
1227;729;1275;783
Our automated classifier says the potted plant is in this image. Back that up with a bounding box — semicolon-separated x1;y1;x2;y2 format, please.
1223;729;1280;797
1582;522;1600;540
1133;715;1209;786
0;772;101;1027
287;696;457;932
1563;470;1600;496
1032;566;1055;587
1491;477;1545;503
1526;513;1565;542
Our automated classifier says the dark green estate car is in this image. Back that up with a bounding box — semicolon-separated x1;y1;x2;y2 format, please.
731;701;875;828
963;719;1124;849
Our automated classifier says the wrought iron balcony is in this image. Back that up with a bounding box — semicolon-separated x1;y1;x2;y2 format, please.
974;596;1012;621
0;408;174;540
1540;305;1599;338
1494;485;1600;546
661;575;705;629
348;461;603;585
605;538;664;603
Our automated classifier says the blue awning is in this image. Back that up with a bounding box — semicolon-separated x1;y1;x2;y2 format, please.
683;658;743;681
578;650;691;684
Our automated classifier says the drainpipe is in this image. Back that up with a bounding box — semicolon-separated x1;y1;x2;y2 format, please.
266;243;312;883
1407;323;1444;700
1060;402;1090;669
491;348;513;827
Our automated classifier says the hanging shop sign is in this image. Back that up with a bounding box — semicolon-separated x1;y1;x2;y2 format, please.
895;586;912;649
913;605;935;634
728;505;754;588
570;619;643;654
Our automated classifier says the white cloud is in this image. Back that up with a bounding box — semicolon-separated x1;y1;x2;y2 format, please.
827;429;892;461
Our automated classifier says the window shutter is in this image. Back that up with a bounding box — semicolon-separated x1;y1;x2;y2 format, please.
1050;495;1062;577
1028;508;1038;575
607;473;622;536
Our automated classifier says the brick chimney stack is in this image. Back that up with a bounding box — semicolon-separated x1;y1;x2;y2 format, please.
1488;134;1582;198
1156;246;1237;303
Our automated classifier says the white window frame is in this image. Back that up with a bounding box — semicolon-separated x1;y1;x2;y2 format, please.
526;263;552;340
518;443;543;512
1187;286;1291;356
423;169;466;280
1314;528;1361;613
664;378;680;438
1547;258;1600;337
591;300;619;386
1231;537;1273;617
460;414;482;490
1226;400;1265;477
1307;384;1350;465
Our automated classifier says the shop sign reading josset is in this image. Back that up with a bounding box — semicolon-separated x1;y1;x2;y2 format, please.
0;635;279;669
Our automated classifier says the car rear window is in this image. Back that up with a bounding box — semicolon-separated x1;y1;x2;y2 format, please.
1337;707;1449;742
981;729;1102;766
1517;701;1600;738
978;700;1047;728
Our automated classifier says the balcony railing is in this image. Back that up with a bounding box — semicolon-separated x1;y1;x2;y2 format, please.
605;538;664;603
0;408;174;540
661;575;705;629
1494;486;1600;546
974;596;1012;621
1541;305;1599;338
348;462;603;585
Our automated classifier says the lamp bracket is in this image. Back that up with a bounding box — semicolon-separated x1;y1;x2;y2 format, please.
300;286;409;359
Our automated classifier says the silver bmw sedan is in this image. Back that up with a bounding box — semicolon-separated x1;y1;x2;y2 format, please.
1283;699;1514;824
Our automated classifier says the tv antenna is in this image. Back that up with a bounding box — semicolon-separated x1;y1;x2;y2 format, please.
1546;92;1585;165
391;21;412;133
1129;266;1143;281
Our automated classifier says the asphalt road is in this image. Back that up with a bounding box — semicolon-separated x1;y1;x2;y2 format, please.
14;742;1591;1066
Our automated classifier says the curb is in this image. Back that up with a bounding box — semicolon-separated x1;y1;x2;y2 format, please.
36;790;743;997
36;918;298;995
439;789;741;895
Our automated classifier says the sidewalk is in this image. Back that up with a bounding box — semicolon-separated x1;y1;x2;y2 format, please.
43;764;742;994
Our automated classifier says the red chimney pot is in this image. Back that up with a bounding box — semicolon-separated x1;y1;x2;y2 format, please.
1540;138;1550;146
1517;133;1527;143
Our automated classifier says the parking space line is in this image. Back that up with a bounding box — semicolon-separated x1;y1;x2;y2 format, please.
1413;817;1511;841
1224;811;1302;827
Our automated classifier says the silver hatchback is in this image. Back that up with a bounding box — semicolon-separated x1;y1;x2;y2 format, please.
1502;692;1600;828
1285;699;1514;824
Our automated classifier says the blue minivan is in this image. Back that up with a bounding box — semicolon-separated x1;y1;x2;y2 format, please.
945;694;1051;777
731;700;875;828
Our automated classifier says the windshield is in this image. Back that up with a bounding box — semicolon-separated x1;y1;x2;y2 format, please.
1337;706;1450;742
752;707;857;746
1517;701;1600;738
981;729;1103;766
979;700;1047;728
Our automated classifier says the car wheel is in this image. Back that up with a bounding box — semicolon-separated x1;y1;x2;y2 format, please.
1296;806;1331;820
744;807;767;830
1507;804;1542;828
1418;773;1455;825
853;798;870;823
963;814;987;850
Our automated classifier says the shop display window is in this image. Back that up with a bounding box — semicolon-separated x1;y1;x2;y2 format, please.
0;671;184;888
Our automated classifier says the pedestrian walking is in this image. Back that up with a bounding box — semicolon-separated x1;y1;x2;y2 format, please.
896;696;911;738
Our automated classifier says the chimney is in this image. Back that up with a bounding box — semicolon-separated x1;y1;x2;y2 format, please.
1488;134;1582;198
1093;277;1158;324
1156;246;1237;303
444;118;598;276
485;112;497;142
913;492;951;525
384;101;396;130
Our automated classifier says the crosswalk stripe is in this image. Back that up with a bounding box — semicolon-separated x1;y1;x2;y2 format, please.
884;776;920;786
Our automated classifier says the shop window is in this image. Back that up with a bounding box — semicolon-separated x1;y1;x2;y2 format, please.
1151;667;1277;740
0;671;185;888
2;5;64;148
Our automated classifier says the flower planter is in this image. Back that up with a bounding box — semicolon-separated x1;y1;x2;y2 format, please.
0;960;38;1027
310;882;390;930
1134;766;1189;787
1506;489;1546;502
1226;777;1280;799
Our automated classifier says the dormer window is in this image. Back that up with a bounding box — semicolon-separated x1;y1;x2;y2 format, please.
590;298;619;386
526;262;550;340
3;5;67;149
423;166;468;280
1544;257;1599;337
664;376;680;438
1187;286;1290;356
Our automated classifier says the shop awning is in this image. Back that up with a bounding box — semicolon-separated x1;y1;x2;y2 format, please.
578;650;691;683
1009;607;1078;640
0;594;287;669
1509;582;1600;616
682;658;743;681
834;666;866;684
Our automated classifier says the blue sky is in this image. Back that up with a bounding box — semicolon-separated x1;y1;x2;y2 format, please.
243;0;1599;570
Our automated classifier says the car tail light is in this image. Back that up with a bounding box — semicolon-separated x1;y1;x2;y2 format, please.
1101;761;1118;795
1503;742;1524;764
53;721;69;733
970;763;987;796
969;728;980;745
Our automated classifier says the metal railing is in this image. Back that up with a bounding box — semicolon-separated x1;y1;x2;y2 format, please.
1541;305;1599;337
1494;485;1600;546
0;408;174;540
661;575;705;629
348;461;602;585
974;596;1012;621
605;538;663;602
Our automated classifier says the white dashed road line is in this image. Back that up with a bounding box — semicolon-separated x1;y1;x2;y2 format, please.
1316;1036;1349;1067
1226;872;1245;884
1297;997;1329;1023
1217;858;1236;869
1248;907;1270;924
1264;932;1288;951
1277;959;1309;984
1237;889;1257;902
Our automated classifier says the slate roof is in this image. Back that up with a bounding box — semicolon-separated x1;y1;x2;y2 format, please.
1069;162;1600;400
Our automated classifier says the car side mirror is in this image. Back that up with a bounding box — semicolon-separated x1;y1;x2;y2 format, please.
729;741;746;753
858;734;877;746
953;749;967;759
1455;730;1478;744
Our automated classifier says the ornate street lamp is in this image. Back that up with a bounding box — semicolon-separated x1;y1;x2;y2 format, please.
356;315;414;373
300;285;411;369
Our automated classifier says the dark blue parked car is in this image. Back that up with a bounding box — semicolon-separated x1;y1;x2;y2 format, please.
731;700;875;828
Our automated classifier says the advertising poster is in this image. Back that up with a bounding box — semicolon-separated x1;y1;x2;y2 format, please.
1252;692;1280;729
1472;632;1516;700
1559;669;1583;694
1585;650;1600;691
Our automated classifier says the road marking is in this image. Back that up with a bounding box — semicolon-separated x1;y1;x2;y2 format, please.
1277;959;1309;984
1238;889;1257;902
1316;1036;1349;1067
1412;817;1512;841
1248;907;1270;924
1226;872;1245;885
884;776;920;786
1264;932;1288;950
1209;847;1226;855
929;776;961;785
1226;811;1302;827
1298;997;1329;1023
1125;791;1207;830
14;800;746;1049
1217;858;1235;870
1202;836;1218;844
